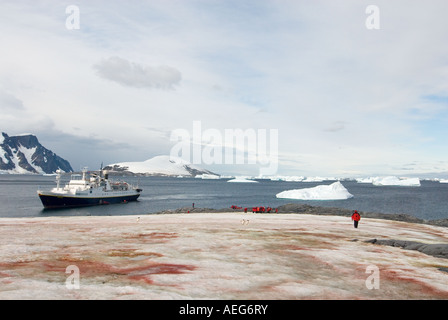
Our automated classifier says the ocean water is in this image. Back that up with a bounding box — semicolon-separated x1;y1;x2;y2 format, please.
0;175;447;220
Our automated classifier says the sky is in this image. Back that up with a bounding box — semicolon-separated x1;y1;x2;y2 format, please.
1;0;448;177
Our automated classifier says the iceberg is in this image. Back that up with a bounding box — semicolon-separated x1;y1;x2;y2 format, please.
269;176;336;182
302;176;336;182
356;176;421;187
276;181;353;200
356;177;375;184
227;177;258;183
372;176;421;187
269;175;305;182
195;174;220;179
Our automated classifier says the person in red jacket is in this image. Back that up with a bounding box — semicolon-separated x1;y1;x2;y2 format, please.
351;210;361;228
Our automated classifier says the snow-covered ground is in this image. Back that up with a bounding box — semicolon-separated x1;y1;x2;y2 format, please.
276;181;354;200
0;213;447;299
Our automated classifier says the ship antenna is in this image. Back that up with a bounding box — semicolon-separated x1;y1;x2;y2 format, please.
81;167;88;181
56;169;62;189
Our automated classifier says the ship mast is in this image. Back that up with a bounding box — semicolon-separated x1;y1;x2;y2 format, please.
55;169;62;189
81;167;88;181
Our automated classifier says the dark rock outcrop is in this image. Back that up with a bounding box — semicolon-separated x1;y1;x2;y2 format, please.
365;239;448;259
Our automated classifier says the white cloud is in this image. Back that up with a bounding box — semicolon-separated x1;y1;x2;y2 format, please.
93;56;181;90
1;0;448;176
0;89;25;111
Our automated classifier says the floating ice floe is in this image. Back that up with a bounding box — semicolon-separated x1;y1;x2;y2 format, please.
227;177;258;183
269;175;305;182
302;176;336;182
356;177;375;184
195;174;220;179
268;175;337;182
276;181;353;200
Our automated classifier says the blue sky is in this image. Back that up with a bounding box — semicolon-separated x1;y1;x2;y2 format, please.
0;0;448;177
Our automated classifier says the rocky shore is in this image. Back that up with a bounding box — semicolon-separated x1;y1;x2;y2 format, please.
155;203;448;227
365;239;448;260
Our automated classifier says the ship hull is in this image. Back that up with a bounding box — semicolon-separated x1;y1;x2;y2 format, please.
38;192;140;209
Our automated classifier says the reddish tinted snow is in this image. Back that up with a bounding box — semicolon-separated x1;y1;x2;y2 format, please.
0;213;447;299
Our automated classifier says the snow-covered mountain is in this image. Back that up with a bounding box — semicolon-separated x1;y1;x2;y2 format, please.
0;132;73;174
104;155;219;177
